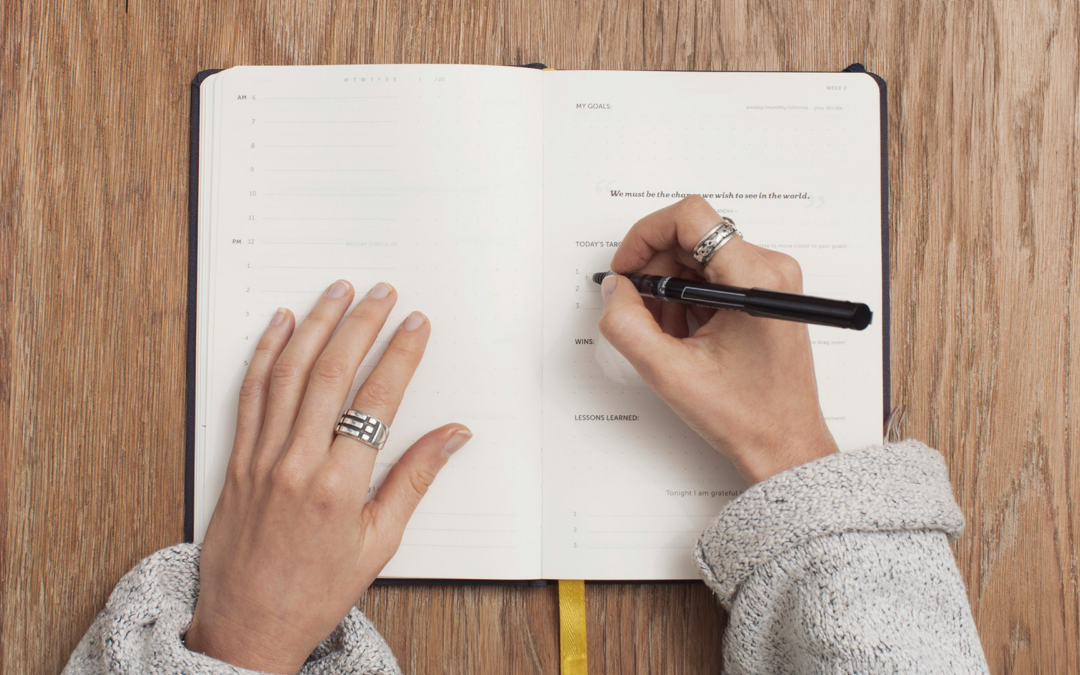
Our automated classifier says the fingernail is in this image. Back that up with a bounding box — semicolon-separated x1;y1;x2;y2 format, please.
442;430;472;457
601;275;617;301
327;280;349;298
269;308;286;326
368;282;391;299
402;311;426;331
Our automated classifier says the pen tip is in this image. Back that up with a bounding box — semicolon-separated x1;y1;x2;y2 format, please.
591;271;612;285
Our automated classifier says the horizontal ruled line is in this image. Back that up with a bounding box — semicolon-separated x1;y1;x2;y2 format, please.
263;132;387;136
264;96;400;100
259;265;398;269
587;530;700;534
264;120;395;123
262;312;314;320
258;284;394;292
262;218;397;222
400;544;516;549
265;144;397;147
408;528;516;533
266;193;398;196
584;514;717;518
259;240;399;245
414;512;514;517
582;545;695;550
263;169;397;172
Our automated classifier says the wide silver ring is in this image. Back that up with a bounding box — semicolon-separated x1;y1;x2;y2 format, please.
335;409;390;452
692;217;741;265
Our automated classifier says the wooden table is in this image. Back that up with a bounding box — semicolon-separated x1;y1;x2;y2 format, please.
3;1;1078;672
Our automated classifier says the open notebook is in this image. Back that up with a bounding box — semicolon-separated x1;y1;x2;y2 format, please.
188;64;888;581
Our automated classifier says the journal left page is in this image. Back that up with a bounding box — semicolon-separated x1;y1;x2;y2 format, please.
194;65;545;579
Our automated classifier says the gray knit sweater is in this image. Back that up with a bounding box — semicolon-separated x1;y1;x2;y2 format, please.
64;440;990;674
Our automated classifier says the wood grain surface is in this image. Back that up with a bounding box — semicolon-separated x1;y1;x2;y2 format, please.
2;1;1078;673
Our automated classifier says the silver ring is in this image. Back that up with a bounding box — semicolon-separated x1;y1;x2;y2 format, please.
692;217;741;265
335;409;390;452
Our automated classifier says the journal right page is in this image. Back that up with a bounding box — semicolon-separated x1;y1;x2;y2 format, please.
541;70;884;580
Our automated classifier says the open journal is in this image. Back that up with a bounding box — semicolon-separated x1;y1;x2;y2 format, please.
188;64;888;581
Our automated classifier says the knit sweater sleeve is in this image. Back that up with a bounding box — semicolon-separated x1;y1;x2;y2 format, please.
695;440;990;674
63;544;401;675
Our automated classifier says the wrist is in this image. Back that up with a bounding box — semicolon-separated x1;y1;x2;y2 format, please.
733;431;839;484
184;613;307;675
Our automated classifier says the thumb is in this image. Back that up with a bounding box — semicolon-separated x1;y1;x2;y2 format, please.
366;424;472;545
598;274;675;374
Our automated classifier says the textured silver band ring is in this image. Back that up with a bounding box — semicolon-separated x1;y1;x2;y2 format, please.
692;217;741;265
335;409;390;452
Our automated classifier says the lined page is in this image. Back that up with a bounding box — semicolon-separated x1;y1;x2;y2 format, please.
196;65;544;579
541;71;884;579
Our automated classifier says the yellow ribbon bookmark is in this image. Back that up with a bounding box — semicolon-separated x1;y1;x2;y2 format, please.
558;580;588;675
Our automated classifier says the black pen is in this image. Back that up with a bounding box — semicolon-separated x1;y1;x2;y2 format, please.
592;271;872;331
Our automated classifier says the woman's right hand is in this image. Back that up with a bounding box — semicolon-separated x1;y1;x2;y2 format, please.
598;196;839;484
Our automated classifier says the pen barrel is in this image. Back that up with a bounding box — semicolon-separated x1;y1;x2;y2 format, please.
742;288;872;330
615;273;872;331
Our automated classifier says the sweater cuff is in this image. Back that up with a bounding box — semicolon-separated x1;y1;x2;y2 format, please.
69;543;399;674
694;440;965;607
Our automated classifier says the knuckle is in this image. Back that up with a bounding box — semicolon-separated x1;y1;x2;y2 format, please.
310;356;352;387
757;265;789;291
359;377;397;410
385;337;423;362
304;309;337;328
269;458;306;495
598;309;636;348
679;194;707;210
224;461;248;491
253;338;279;357
270;359;304;386
406;466;439;500
774;255;803;289
676;194;713;219
249;455;273;481
238;375;265;402
311;469;349;510
597;310;622;341
343;306;372;327
599;311;656;372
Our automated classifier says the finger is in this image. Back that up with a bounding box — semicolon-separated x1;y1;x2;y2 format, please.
257;280;355;464
230;308;295;478
330;310;431;483
642;296;662;323
636;251;692;338
687;303;716;332
678;267;717;328
360;424;472;562
291;282;398;450
659;301;689;338
750;244;805;293
610;195;777;288
598;274;681;382
610;195;723;271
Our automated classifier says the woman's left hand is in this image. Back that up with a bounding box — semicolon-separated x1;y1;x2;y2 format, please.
183;280;471;674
